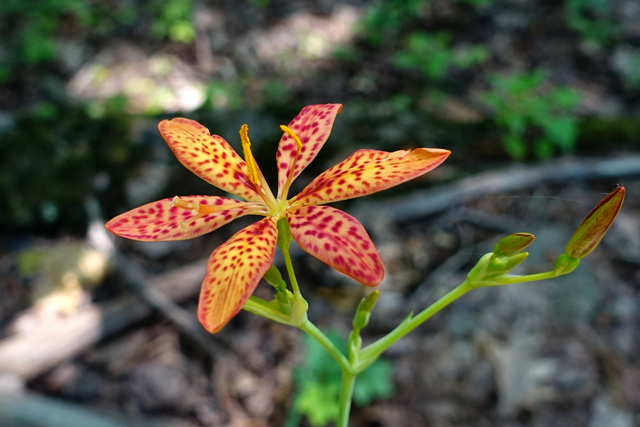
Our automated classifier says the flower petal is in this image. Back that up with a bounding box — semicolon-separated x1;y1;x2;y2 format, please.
291;148;450;206
286;205;384;286
158;118;263;202
276;104;343;198
198;217;278;333
105;196;261;241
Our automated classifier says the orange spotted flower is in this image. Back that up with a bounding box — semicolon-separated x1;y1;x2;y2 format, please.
106;104;450;333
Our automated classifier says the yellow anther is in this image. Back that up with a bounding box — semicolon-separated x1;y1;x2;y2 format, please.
280;125;303;154
277;125;306;202
171;196;199;212
239;124;260;186
172;196;200;230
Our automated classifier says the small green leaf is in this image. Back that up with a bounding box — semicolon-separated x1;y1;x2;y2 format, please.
551;87;581;109
296;383;340;427
291;330;395;426
292;332;345;426
533;137;554;160
503;134;527;160
353;358;395;406
542;117;578;152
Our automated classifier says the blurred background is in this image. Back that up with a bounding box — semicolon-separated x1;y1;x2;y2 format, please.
0;0;639;425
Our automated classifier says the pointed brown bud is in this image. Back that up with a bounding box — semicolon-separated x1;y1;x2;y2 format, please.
565;186;625;259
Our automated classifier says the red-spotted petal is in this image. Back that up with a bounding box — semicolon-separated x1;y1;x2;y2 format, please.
105;196;261;241
198;217;278;333
291;148;450;206
285;205;384;286
158;118;263;202
276;104;343;198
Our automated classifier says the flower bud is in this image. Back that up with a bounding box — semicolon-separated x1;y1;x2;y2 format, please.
565;186;625;259
467;253;492;285
353;290;379;330
263;265;283;288
485;252;529;279
494;233;535;257
554;253;580;275
276;217;293;250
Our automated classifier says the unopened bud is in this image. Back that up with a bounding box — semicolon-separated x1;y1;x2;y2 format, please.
353;290;379;330
263;265;283;288
358;290;379;313
485;252;529;279
467;253;492;285
276;217;293;250
565;186;625;259
494;233;535;257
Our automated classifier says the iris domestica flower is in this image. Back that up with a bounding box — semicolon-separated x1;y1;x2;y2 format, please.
106;104;450;333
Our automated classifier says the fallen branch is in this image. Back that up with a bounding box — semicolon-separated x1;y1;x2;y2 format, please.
0;259;207;381
0;380;192;427
114;253;225;356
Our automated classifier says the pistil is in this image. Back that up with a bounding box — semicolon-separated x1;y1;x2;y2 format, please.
239;124;278;211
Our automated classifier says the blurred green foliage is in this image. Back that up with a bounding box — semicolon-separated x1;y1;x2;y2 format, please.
394;31;488;81
565;0;619;47
1;0;637;235
149;0;195;44
0;99;145;234
456;0;493;6
616;51;640;91
482;71;581;160
354;0;586;160
1;0;90;80
0;0;194;83
359;0;425;46
287;331;394;427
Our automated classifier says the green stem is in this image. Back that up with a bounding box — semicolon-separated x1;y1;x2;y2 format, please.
275;222;356;425
336;369;356;427
359;281;472;365
282;245;302;296
359;266;570;365
299;320;350;372
485;270;558;285
243;296;291;324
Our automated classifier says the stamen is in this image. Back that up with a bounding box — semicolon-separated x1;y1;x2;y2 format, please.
170;196;219;215
171;196;201;231
171;196;199;212
170;195;269;229
280;125;302;154
239;124;259;186
238;124;279;212
278;125;304;202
